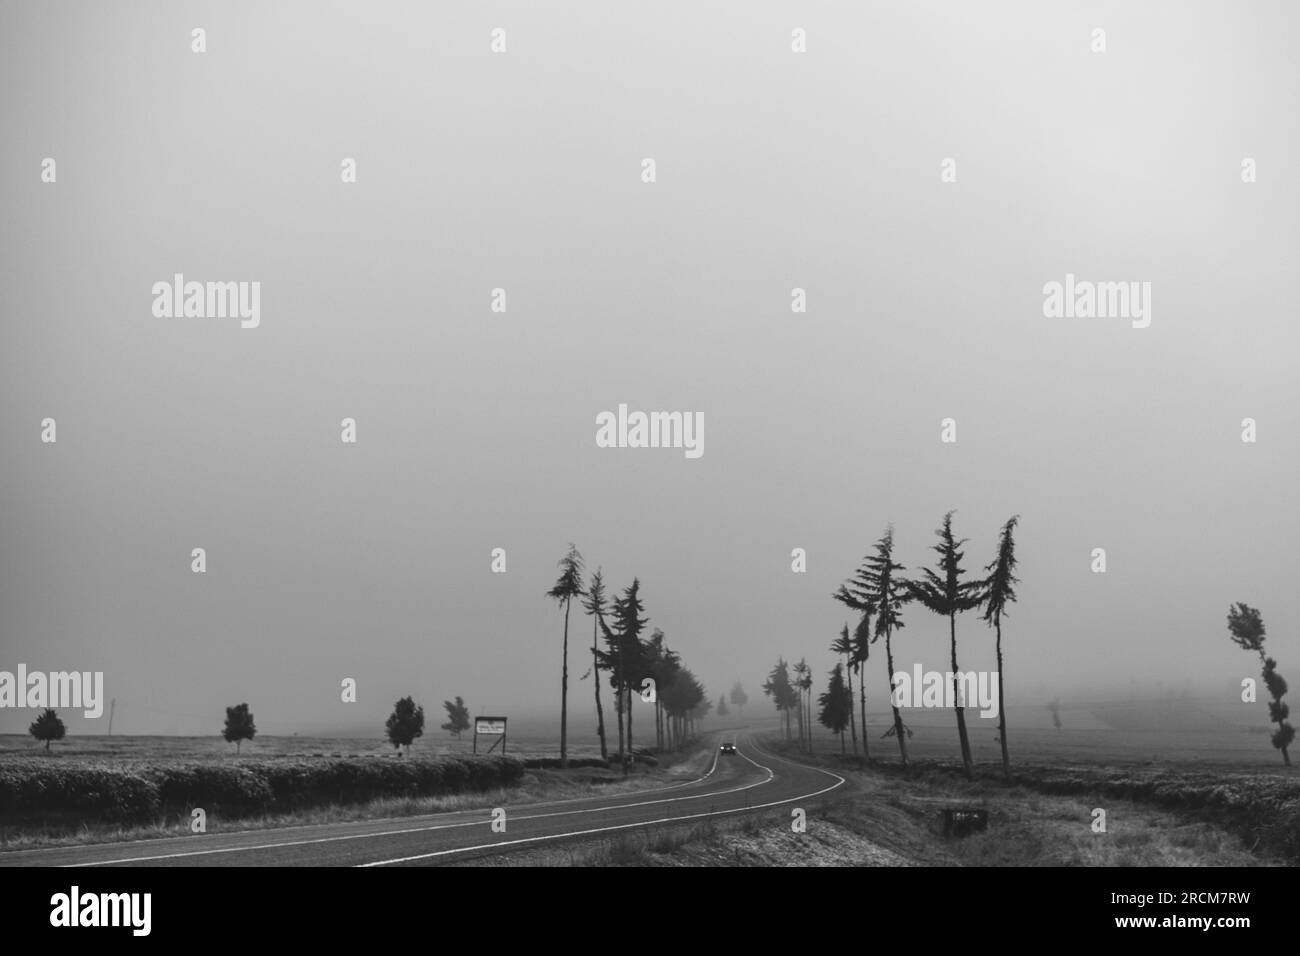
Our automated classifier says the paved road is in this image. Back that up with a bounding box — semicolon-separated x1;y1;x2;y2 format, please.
1;733;844;867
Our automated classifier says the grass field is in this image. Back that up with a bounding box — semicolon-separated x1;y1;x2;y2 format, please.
785;697;1294;772
6;723;1282;770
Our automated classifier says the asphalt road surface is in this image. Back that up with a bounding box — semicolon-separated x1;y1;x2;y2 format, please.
2;733;844;867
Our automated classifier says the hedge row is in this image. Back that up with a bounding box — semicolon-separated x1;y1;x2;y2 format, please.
0;755;525;825
0;763;160;823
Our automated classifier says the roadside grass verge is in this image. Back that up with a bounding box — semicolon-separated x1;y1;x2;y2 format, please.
759;739;1289;866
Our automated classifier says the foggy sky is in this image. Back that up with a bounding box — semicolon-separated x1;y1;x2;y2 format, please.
2;1;1297;736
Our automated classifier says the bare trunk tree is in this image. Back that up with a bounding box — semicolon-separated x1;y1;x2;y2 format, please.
859;670;868;761
626;684;634;764
618;638;628;776
845;651;859;756
885;629;908;765
560;596;571;768
950;612;973;780
996;615;1009;777
593;617;607;761
615;678;625;773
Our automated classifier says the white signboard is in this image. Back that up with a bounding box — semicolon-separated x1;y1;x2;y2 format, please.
475;718;507;735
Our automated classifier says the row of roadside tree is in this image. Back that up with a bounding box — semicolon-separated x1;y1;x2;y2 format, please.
548;544;712;773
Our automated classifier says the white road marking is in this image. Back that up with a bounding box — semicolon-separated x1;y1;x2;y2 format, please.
61;740;756;867
359;736;845;866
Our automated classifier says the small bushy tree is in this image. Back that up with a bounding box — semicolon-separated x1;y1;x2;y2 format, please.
29;708;66;751
386;696;425;756
440;696;471;739
223;703;256;753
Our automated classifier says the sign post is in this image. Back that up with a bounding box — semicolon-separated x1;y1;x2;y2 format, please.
473;716;508;755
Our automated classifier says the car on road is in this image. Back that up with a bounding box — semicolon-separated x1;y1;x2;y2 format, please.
720;742;737;754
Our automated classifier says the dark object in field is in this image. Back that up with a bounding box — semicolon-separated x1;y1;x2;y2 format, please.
942;808;988;838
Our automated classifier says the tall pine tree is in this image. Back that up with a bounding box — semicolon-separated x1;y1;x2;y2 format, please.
546;544;584;769
979;515;1020;777
599;578;649;775
910;512;982;780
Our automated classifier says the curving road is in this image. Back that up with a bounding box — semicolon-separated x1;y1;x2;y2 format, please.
1;733;843;867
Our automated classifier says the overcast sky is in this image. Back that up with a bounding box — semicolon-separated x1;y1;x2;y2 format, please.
2;1;1296;736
